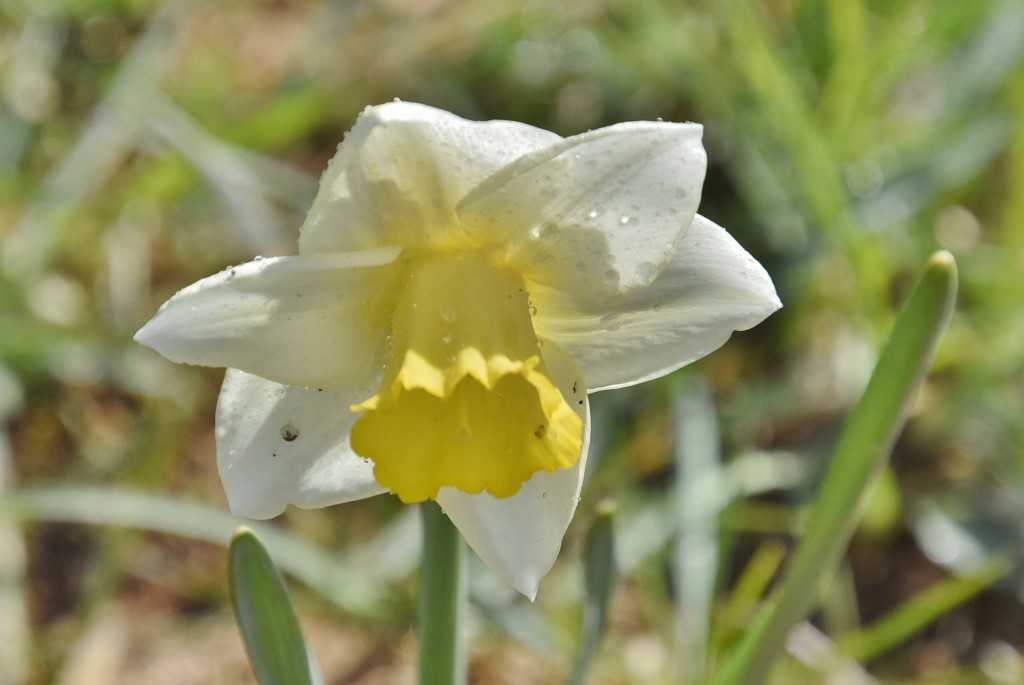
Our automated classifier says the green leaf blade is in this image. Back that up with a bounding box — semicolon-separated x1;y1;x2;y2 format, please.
713;251;959;685
840;556;1010;663
570;501;617;685
229;527;315;685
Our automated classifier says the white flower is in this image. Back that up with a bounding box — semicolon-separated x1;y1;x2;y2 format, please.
136;102;781;598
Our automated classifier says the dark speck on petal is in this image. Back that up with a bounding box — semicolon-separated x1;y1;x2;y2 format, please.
281;424;300;442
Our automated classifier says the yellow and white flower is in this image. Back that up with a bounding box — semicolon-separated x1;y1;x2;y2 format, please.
136;102;780;598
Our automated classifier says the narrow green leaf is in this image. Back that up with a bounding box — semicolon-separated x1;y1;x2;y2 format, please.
570;500;617;685
715;540;788;641
671;374;721;684
0;487;395;616
713;252;958;685
229;527;315;685
840;556;1010;663
819;0;870;139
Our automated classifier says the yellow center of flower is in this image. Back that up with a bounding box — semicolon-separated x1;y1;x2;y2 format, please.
349;251;583;503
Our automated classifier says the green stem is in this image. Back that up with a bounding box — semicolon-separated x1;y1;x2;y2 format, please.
418;501;467;685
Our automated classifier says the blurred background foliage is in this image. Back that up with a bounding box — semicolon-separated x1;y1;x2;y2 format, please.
0;0;1022;682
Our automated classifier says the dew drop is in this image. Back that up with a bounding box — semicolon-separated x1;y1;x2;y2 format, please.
440;308;457;323
587;209;601;219
619;215;631;225
633;261;658;285
602;268;619;286
529;305;538;316
532;222;559;240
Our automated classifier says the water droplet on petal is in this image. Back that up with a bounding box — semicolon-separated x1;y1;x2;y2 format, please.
633;261;658;285
619;215;631;225
440;309;457;323
532;223;559;240
602;268;619;286
529;305;538;316
587;209;601;219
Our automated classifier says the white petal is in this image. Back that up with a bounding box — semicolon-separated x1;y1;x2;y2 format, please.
135;248;401;389
534;214;781;391
216;369;386;518
436;339;590;600
299;102;561;254
457;121;706;302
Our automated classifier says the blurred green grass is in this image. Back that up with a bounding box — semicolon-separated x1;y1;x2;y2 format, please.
1;0;1022;683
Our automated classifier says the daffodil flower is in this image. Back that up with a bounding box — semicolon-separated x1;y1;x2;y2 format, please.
136;102;780;598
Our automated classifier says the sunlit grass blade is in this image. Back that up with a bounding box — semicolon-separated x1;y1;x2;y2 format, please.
671;374;721;684
714;540;788;647
0;430;29;685
0;487;396;615
839;556;1010;663
713;251;959;685
569;500;617;685
819;0;869;138
722;0;853;239
229;527;315;685
418;501;467;685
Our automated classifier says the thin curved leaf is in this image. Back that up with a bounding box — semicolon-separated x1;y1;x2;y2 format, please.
229;527;315;685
